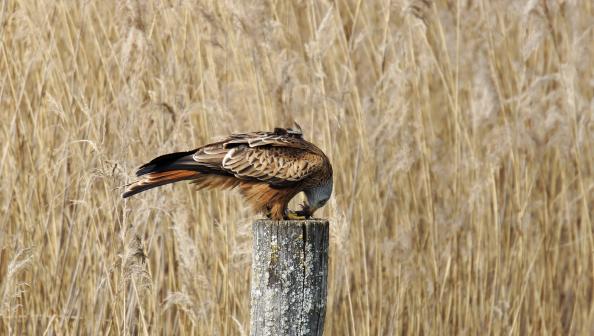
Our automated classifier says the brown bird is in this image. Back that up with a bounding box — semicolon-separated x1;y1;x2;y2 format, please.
122;125;333;220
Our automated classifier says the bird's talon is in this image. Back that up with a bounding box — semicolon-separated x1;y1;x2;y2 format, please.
295;205;312;219
286;211;307;220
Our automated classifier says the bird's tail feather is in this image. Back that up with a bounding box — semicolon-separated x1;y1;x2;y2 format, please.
123;150;202;198
123;149;237;198
123;170;200;198
136;150;199;176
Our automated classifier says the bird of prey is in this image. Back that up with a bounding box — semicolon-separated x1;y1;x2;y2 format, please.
122;125;333;220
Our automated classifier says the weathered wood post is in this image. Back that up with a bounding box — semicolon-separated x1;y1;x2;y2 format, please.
250;219;329;336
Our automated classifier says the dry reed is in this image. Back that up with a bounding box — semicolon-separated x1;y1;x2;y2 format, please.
1;0;593;334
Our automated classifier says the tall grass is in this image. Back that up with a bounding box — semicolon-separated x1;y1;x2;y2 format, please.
1;0;592;334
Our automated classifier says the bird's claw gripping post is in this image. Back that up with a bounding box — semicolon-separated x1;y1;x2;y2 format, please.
285;204;312;220
286;211;307;220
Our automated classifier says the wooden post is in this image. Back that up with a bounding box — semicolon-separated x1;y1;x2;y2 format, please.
250;219;329;336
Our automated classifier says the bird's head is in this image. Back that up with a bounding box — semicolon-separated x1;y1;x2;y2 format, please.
299;178;333;218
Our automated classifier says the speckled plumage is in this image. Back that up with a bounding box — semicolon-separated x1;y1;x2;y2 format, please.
123;125;333;219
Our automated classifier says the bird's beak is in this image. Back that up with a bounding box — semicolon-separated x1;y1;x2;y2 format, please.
309;205;321;217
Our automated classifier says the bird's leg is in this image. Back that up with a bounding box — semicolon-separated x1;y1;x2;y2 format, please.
268;203;289;220
264;205;273;219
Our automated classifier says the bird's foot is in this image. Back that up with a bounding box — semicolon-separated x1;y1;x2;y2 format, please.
284;204;312;220
285;210;307;220
297;203;312;219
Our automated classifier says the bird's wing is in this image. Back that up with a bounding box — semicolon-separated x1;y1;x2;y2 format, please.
193;128;325;187
221;146;323;186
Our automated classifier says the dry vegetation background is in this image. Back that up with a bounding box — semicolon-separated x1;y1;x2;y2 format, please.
0;0;593;334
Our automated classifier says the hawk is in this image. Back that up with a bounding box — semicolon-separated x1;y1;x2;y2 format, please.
122;125;333;220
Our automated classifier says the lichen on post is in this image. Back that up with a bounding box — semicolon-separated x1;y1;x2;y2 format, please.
250;219;329;336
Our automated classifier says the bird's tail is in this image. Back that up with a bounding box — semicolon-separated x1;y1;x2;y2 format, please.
122;150;201;198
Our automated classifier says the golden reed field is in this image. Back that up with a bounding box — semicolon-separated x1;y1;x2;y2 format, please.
1;0;593;334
